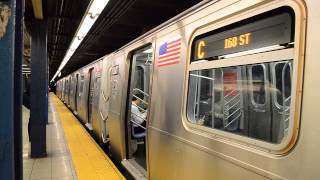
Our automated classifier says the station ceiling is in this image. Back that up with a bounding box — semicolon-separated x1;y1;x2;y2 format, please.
25;0;203;80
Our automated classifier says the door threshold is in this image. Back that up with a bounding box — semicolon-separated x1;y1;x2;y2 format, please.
121;159;147;180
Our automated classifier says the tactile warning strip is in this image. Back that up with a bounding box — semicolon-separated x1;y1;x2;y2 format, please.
51;93;125;180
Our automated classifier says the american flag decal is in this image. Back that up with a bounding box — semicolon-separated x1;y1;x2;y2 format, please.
158;37;181;67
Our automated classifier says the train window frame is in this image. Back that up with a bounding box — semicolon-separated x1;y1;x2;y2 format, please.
183;2;306;154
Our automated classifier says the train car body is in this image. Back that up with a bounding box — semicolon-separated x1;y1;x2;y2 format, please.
56;0;320;179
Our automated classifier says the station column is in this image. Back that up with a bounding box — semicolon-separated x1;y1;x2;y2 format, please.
0;0;23;179
29;20;48;158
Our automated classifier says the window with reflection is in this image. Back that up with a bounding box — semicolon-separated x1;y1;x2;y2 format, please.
187;8;295;144
187;61;293;143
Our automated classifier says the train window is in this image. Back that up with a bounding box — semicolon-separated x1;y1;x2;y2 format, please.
187;60;293;143
134;66;144;98
79;75;85;93
80;81;84;93
275;63;285;105
187;7;296;145
250;65;266;105
283;64;292;100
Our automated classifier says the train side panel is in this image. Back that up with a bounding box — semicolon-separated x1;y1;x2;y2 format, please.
53;0;320;179
147;0;320;179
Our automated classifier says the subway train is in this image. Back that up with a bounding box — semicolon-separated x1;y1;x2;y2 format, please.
55;0;320;179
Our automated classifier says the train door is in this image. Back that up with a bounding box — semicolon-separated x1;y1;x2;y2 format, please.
62;80;64;100
86;68;94;130
91;65;104;142
61;80;64;101
67;77;71;106
75;74;79;113
98;61;113;143
69;77;74;107
65;79;69;102
124;45;153;176
66;79;68;103
63;79;66;101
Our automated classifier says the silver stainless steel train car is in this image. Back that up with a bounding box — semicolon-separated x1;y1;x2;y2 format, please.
56;0;320;179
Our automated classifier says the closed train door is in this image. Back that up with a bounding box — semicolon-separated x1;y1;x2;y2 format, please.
86;68;95;130
97;60;113;143
65;79;69;102
90;62;107;143
61;79;65;101
69;76;74;108
78;73;86;122
123;45;153;178
67;77;71;106
74;74;79;113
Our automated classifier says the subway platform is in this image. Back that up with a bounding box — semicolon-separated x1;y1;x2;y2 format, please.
22;93;124;180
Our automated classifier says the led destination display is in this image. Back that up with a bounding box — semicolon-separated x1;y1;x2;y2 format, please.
192;12;293;61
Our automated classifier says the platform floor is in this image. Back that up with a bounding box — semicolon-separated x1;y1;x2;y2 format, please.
22;93;125;180
51;93;125;180
23;100;77;179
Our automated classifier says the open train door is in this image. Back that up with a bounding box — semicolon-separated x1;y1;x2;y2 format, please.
122;45;153;179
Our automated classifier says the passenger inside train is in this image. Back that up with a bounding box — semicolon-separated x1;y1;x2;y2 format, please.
131;93;147;137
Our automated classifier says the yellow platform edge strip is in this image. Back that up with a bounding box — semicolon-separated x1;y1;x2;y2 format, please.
50;93;125;180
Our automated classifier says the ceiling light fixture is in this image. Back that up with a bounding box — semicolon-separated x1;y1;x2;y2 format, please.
50;0;109;83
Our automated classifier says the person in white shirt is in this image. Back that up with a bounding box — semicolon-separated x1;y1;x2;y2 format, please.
131;94;147;126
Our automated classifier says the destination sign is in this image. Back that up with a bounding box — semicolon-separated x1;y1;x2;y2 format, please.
192;12;293;61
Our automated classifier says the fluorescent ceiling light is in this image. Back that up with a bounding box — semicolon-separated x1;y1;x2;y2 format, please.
69;38;82;52
50;0;110;83
77;15;97;38
88;0;109;16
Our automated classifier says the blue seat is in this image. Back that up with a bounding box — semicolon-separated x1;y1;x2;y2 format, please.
132;124;145;139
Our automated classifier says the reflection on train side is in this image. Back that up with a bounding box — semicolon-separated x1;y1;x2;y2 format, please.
187;60;292;143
